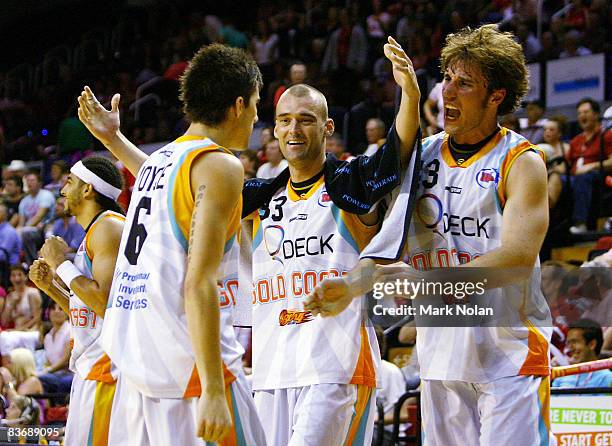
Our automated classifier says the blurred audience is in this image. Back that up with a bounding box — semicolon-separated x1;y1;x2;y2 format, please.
256;139;288;179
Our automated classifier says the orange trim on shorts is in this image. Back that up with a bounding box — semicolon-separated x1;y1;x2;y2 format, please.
350;325;377;387
344;385;372;445
183;363;237;398
86;354;115;383
91;380;117;446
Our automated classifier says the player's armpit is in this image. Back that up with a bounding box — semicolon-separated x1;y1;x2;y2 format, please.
70;217;124;317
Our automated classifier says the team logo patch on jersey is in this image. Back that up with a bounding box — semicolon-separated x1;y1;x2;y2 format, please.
264;225;285;265
279;309;313;326
475;168;499;189
318;188;332;207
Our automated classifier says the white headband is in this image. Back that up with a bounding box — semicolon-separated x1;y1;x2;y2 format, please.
70;161;122;200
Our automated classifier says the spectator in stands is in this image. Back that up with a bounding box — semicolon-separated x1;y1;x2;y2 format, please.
44;196;85;260
0;203;22;268
16;172;55;264
273;62;308;108
219;18;249;49
4;161;27;191
57;107;93;163
553;319;612;388
500;114;520;133
423;82;444;134
2;176;23;228
43;160;68;197
536;31;560;62
252;19;279;86
0;266;42;333
515;23;541;62
519;100;546;144
573;261;612;327
541;118;571;210
37;302;72;394
325;133;352;161
0;348;44;399
256;139;288;179
322;8;367;106
567;98;612;234
374;326;409;441
364;118;386;156
239;150;260;180
559;30;592;58
1;395;40;427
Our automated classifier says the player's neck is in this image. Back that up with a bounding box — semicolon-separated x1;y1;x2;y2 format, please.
288;157;325;183
452;119;499;145
184;123;237;150
76;205;104;232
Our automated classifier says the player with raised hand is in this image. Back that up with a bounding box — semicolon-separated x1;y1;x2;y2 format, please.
79;44;266;445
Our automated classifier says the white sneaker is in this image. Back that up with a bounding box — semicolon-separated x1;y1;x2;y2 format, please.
569;224;587;234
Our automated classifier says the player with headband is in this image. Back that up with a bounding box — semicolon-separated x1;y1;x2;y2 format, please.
30;156;126;445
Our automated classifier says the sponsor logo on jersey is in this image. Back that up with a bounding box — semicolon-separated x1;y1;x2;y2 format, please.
264;225;285;265
279;309;313;326
445;186;462;194
318;189;332;207
475;168;499;189
416;193;490;239
289;214;308;222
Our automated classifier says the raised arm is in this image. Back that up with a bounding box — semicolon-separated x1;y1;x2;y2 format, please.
40;217;123;317
77;86;147;176
184;151;243;443
384;36;421;167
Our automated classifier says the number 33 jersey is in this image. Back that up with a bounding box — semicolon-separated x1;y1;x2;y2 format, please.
251;177;380;391
100;136;245;399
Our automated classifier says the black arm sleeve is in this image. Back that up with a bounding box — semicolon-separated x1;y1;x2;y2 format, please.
323;123;402;214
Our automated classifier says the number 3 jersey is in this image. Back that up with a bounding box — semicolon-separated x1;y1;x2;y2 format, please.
99;135;245;399
382;128;551;382
251;177;380;391
71;211;125;382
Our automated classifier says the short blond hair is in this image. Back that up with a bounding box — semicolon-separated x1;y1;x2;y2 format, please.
441;24;529;116
9;348;37;386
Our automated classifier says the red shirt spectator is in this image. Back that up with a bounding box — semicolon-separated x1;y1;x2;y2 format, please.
568;126;612;173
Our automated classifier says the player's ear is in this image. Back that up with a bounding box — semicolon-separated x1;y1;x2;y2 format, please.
325;118;335;136
489;88;506;107
233;96;246;119
82;183;95;199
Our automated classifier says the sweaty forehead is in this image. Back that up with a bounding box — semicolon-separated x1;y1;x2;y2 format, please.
446;60;485;83
276;92;327;120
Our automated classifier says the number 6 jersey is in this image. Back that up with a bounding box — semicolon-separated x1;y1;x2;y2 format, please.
99;135;245;399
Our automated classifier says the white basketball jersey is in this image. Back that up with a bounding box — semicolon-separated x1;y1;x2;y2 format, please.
70;211;124;382
100;136;244;399
408;128;551;382
251;177;380;390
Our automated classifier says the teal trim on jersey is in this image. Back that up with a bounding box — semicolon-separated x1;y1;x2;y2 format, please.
253;219;263;250
85;252;93;274
537;393;549;446
231;385;248;446
166;148;194;252
331;205;359;252
224;234;236;254
87;414;94;446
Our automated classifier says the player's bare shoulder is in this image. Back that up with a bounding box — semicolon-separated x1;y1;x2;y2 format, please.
88;215;125;252
190;150;244;195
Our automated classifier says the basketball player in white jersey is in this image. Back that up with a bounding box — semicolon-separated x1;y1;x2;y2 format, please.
307;25;555;445
29;156;125;446
77;37;421;445
77;44;266;445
